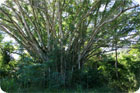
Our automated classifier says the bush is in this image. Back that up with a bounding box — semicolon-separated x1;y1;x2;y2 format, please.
1;78;19;92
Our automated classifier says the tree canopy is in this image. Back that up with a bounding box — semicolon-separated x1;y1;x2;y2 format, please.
0;0;139;62
0;0;140;92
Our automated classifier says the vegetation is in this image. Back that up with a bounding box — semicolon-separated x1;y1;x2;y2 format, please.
0;0;140;92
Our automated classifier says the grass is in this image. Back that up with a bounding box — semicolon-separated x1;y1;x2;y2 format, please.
4;87;119;93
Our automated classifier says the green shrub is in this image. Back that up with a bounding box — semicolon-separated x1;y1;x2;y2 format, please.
1;78;19;92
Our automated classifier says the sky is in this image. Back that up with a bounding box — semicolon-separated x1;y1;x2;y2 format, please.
135;0;140;4
0;0;5;5
136;0;140;4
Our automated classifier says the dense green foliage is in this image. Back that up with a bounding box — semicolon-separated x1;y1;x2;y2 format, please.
0;46;140;92
0;0;140;92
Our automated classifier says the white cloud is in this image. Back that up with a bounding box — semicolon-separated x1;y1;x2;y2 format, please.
135;0;140;4
0;0;5;5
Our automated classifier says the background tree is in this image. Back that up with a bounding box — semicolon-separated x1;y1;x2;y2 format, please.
0;0;139;70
